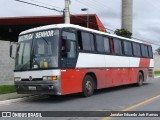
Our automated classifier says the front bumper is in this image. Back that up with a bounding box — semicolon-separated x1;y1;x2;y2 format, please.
15;81;60;95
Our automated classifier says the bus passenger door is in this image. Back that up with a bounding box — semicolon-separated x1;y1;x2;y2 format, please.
61;30;77;68
60;29;82;95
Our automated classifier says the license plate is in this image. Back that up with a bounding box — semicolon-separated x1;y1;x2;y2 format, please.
28;86;36;90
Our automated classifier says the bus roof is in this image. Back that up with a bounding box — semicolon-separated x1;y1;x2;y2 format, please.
20;24;143;43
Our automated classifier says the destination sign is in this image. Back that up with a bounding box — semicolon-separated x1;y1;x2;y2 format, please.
35;30;55;39
19;34;33;41
19;30;59;42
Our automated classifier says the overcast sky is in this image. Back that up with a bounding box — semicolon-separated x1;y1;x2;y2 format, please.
0;0;160;51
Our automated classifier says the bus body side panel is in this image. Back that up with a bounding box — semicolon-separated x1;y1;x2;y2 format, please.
60;54;153;95
122;68;130;84
60;69;104;95
129;68;137;83
139;58;151;81
61;69;84;95
105;69;113;88
76;53;108;89
60;68;149;95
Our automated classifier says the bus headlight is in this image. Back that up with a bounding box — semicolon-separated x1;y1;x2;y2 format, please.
14;77;21;81
43;76;57;81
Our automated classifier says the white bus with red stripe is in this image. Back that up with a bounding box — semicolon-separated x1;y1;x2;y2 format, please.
13;24;154;97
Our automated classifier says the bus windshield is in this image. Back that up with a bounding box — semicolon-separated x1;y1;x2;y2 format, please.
15;29;59;71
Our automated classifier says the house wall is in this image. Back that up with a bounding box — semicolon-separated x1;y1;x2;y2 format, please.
0;40;14;85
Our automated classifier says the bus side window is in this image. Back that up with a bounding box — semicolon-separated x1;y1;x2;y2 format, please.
96;35;105;53
148;46;153;58
77;31;82;50
110;38;115;54
61;31;76;58
78;31;95;52
123;41;133;56
104;37;110;53
141;44;149;58
113;38;123;55
133;43;141;57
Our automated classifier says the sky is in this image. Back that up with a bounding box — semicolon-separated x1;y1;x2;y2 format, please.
0;0;160;51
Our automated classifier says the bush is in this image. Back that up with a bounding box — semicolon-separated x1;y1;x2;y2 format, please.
0;85;16;94
114;29;132;38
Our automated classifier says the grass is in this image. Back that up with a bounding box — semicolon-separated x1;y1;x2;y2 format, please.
154;71;160;75
0;85;16;94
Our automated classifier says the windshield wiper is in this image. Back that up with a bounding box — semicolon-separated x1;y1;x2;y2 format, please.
42;37;48;45
20;60;30;70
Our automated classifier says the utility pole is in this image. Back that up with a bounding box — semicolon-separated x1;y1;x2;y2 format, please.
64;0;70;24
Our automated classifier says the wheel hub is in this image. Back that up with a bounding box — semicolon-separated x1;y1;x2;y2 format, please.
86;81;92;93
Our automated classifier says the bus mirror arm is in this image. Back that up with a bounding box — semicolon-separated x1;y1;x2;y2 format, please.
10;45;14;59
10;43;18;59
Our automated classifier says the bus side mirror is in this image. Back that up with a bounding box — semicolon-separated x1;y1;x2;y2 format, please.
10;43;17;59
64;40;71;52
10;45;14;59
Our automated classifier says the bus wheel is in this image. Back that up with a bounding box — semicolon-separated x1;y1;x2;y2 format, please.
82;75;94;97
137;72;144;86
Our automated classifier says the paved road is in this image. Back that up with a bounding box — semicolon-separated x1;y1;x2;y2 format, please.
0;79;160;120
110;95;160;120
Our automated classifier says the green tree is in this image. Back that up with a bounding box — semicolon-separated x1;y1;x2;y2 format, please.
156;48;160;55
114;29;132;38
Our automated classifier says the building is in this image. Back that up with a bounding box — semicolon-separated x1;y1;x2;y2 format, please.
0;14;106;42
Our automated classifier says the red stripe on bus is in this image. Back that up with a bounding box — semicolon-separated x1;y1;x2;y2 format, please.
139;58;150;67
60;68;149;95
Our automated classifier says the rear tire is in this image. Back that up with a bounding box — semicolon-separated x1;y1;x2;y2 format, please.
137;72;144;86
82;75;94;97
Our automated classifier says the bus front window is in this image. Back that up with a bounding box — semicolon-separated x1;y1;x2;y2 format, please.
15;40;31;70
15;30;59;71
32;33;59;69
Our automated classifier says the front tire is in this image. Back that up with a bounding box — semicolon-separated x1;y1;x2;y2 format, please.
82;75;94;97
137;72;144;86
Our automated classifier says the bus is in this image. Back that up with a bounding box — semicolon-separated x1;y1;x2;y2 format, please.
11;24;154;97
